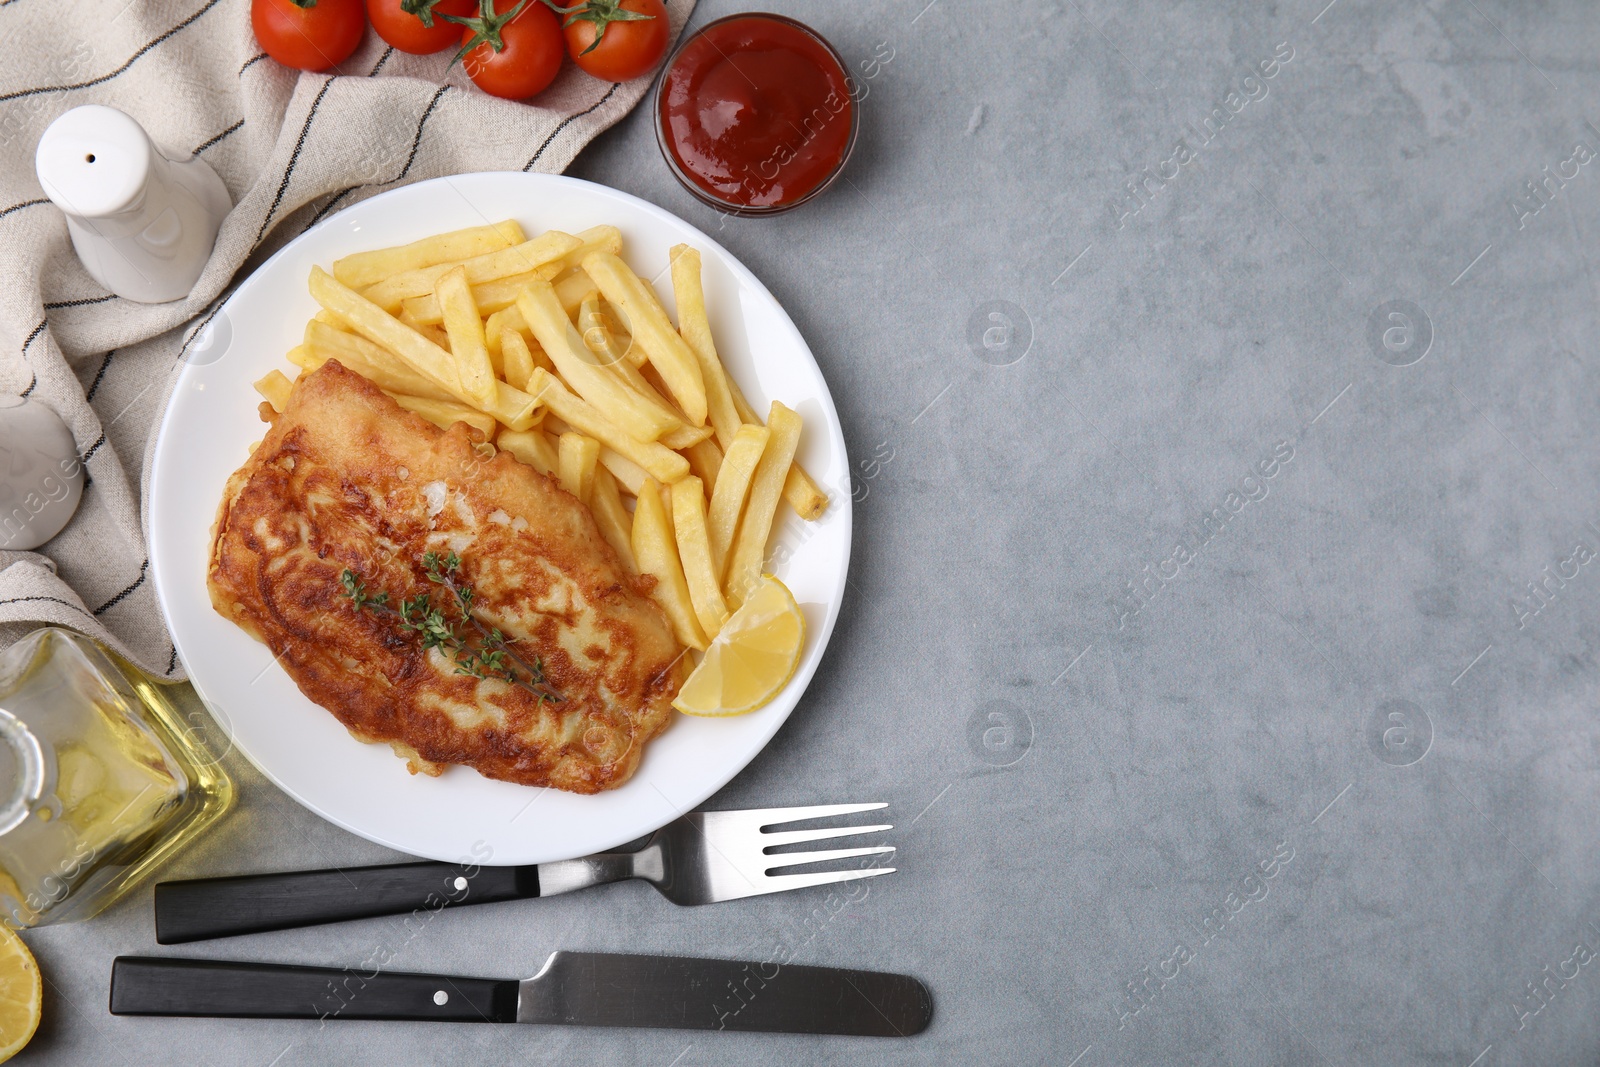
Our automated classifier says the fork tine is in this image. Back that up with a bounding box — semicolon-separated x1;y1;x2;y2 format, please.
757;866;896;894
765;845;896;871
748;802;888;828
762;823;892;849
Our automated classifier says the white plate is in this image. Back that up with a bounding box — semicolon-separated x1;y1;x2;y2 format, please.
148;173;851;865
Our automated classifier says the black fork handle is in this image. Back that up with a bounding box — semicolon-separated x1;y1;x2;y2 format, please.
153;861;539;944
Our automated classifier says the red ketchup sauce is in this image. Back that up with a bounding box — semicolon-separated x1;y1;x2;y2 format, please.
658;15;854;211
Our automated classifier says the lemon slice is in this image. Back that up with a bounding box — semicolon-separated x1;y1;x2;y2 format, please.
0;924;41;1064
673;575;805;717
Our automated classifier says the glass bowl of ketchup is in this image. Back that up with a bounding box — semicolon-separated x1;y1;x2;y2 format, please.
655;13;858;216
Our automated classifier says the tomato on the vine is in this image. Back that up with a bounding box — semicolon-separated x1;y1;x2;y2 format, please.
557;0;667;82
368;0;476;54
455;0;564;100
251;0;366;72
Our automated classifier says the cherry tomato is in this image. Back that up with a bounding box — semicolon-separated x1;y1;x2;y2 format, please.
368;0;475;54
560;0;668;82
459;0;564;100
251;0;366;72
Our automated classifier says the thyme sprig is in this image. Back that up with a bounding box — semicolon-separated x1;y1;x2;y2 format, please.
341;552;562;703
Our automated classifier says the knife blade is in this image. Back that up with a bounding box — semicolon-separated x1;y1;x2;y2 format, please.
109;952;933;1037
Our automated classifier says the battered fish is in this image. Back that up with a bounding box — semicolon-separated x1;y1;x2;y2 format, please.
207;360;684;793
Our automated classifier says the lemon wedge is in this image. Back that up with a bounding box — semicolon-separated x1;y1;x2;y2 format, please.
673;575;804;717
0;924;41;1063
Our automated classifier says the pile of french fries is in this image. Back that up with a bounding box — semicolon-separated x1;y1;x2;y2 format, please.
251;220;828;652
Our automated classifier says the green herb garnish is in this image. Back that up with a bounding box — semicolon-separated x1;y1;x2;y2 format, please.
341;552;562;703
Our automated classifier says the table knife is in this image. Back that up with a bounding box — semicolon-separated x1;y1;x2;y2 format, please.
109;951;933;1037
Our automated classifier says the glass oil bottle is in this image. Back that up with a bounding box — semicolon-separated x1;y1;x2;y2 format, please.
0;628;232;927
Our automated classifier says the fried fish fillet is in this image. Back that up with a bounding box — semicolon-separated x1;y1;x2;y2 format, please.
207;360;684;794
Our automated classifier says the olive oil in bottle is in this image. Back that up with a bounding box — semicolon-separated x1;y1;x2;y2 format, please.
0;628;232;928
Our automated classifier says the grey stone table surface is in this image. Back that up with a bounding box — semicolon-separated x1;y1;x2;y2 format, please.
22;0;1600;1063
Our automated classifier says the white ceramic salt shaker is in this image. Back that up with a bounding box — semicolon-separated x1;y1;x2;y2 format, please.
0;396;84;551
35;105;232;304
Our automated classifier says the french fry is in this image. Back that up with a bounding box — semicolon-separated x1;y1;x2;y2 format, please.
727;375;829;521
589;466;635;573
670;245;742;449
598;447;648;495
526;337;556;376
484;307;512;359
706;424;768;575
483;385;540;433
553;268;599;317
780;459;829;521
633;477;708;650
500;327;537;391
303;319;540;431
659;477;675;541
309;266;471;402
682;436;723;492
583;313;716;449
502;302;534;335
557;432;599;505
659;421;714;450
483;309;505;356
608;306;645;367
360;230;581;311
400;295;436;325
579;319;714;450
332;220;524;289
286;344;325;373
390;394;496;437
557;224;623;272
397;306;451;352
487;308;556;373
578;294;629;367
637;361;684;415
724;403;800;606
599;377;705;460
671;476;729;639
582;251;707;425
535;226;623;317
398;265;562;325
585;294;645;368
497;427;559;477
305;319;454;402
254;369;294;413
434;265;497;407
516;282;680;442
607;365;712;447
527;369;689;483
725;370;760;423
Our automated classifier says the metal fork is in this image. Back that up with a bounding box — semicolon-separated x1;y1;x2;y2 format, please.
154;803;896;944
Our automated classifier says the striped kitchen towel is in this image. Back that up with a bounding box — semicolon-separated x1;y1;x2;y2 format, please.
0;0;693;679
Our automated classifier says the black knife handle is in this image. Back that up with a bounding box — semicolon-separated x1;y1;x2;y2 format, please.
110;956;519;1022
154;862;538;944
